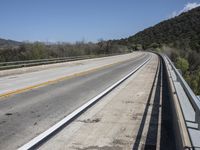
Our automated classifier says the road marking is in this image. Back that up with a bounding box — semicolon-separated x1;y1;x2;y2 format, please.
18;56;151;150
0;55;147;99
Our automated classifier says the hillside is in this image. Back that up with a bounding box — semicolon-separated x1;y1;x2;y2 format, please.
127;6;200;52
0;38;21;49
124;7;200;94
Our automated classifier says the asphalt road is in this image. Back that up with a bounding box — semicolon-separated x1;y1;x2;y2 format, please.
0;52;150;150
0;52;143;95
40;53;159;150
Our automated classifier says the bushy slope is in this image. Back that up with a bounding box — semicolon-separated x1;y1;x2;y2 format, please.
127;6;200;52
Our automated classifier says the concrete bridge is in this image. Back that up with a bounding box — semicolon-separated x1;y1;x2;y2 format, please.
0;52;199;150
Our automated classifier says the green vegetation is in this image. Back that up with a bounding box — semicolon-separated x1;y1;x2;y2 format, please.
0;40;131;62
126;6;200;52
175;57;189;74
115;7;200;94
185;68;200;94
160;47;200;95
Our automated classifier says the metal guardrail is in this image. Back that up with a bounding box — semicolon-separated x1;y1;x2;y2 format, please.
163;55;200;129
0;53;125;70
0;56;90;70
0;55;92;66
197;96;200;101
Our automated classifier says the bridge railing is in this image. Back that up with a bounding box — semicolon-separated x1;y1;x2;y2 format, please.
0;53;125;70
163;55;200;129
161;54;200;149
0;56;91;70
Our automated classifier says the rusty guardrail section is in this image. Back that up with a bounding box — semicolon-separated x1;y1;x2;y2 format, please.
162;54;200;150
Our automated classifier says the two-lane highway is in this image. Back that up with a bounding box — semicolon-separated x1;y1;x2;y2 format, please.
0;52;151;150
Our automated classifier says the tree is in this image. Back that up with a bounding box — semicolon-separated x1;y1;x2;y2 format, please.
175;57;189;74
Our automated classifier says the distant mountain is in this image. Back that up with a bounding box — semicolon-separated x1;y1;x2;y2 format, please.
127;6;200;52
0;38;21;48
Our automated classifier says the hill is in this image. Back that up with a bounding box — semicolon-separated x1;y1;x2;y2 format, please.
0;38;21;49
127;6;200;53
123;7;200;94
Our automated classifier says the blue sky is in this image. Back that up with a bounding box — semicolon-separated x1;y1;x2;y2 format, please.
0;0;200;42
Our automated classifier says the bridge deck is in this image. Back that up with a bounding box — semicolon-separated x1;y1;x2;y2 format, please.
39;54;173;149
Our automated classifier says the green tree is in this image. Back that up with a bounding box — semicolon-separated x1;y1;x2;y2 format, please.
175;57;189;74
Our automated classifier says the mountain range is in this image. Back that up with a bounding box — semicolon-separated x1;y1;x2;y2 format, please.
0;38;21;49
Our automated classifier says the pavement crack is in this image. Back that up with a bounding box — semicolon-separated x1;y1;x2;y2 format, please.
0;120;6;124
77;118;101;123
124;100;134;104
5;113;12;116
113;139;127;146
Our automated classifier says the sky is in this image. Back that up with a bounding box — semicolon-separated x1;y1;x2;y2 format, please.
0;0;200;43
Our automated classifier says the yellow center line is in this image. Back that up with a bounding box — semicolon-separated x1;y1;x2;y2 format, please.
0;57;138;100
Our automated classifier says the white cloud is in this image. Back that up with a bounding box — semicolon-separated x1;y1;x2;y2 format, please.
170;11;178;18
169;2;200;18
180;2;200;13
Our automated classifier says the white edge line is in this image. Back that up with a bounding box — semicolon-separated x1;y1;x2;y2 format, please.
18;56;151;150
